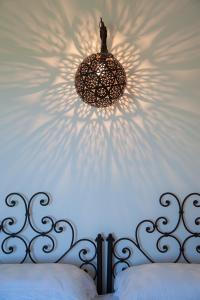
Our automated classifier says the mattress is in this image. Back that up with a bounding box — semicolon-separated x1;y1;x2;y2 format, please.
95;294;118;300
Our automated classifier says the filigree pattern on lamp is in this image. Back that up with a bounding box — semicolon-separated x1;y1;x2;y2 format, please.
75;18;126;108
75;53;126;108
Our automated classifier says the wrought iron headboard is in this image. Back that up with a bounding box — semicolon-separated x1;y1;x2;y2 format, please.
106;192;200;293
0;192;103;295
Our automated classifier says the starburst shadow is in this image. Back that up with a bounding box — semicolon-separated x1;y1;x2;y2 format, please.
0;0;200;226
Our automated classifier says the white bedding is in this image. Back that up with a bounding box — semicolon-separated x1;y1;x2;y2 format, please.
115;263;200;300
0;263;97;300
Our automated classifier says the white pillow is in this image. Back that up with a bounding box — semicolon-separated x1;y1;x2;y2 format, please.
115;263;200;300
0;263;97;300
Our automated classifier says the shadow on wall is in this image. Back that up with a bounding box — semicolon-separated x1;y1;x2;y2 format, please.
0;0;200;201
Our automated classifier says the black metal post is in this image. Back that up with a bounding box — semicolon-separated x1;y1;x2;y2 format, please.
96;234;104;294
106;233;115;293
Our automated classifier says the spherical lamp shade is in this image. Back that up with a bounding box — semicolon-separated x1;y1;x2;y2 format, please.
75;19;126;108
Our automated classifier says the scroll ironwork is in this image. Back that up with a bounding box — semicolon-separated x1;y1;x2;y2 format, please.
107;193;200;293
0;192;101;283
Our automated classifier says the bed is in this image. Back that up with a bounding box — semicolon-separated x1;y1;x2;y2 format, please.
0;192;103;299
1;192;200;300
106;192;200;300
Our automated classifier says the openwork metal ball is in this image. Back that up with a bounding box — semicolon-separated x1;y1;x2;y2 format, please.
75;53;126;108
75;18;126;108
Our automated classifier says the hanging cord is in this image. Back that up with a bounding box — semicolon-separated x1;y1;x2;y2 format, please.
99;17;108;53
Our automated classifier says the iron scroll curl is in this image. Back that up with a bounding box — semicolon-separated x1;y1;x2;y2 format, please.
107;192;200;287
0;192;98;280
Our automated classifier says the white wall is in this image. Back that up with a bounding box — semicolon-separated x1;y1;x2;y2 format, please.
0;0;200;265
